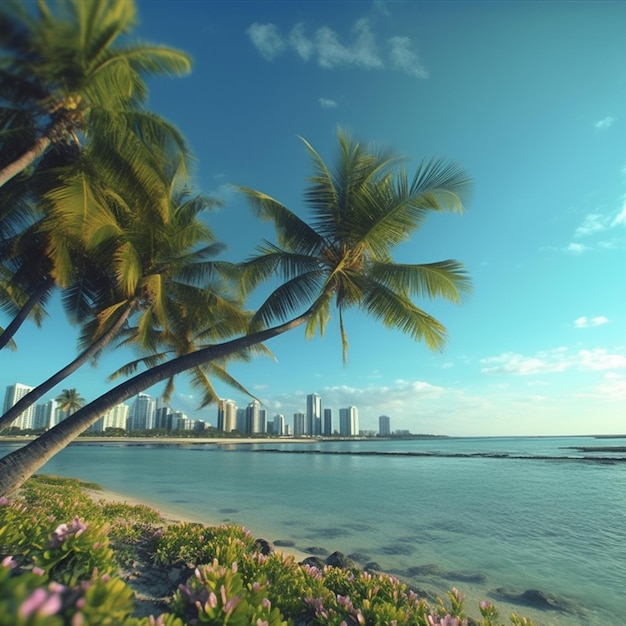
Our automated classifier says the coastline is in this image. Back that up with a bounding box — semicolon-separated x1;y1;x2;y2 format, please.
85;485;312;564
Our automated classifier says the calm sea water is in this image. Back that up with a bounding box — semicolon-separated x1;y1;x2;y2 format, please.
1;436;625;625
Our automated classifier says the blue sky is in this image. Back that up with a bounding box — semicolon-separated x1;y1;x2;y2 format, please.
2;1;626;436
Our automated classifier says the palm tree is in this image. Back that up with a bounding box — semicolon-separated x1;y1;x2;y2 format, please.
0;132;234;431
0;130;472;495
54;388;85;416
0;0;191;188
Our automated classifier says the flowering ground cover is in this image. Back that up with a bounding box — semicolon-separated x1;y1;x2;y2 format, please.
0;475;534;625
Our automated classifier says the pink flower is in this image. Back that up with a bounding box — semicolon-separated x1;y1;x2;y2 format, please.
18;588;62;618
1;556;16;568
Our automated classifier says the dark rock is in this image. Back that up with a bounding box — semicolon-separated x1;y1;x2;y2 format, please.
254;538;274;555
273;539;296;547
305;546;329;556
491;587;583;614
444;570;488;583
301;556;325;569
325;551;355;570
406;564;445;577
364;561;383;572
347;552;370;563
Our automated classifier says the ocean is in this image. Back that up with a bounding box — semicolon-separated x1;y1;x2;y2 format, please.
1;435;625;625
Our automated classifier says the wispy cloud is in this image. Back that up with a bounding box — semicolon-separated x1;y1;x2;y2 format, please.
481;347;626;375
246;18;427;79
246;23;285;60
567;197;626;252
594;115;616;129
388;36;428;78
574;316;609;329
565;242;588;254
318;97;338;109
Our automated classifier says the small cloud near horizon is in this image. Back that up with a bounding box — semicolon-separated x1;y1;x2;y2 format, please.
574;316;609;329
481;347;626;375
594;116;616;129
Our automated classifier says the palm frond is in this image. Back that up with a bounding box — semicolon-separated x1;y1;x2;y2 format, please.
370;260;472;303
361;280;448;350
236;186;324;256
252;269;326;328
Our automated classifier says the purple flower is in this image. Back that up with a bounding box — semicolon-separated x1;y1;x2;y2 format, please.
1;556;16;568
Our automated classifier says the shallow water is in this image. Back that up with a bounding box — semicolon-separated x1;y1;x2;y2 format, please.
2;436;625;624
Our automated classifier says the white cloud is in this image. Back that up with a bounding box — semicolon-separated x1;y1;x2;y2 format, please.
481;347;626;375
247;23;285;60
594;116;615;129
611;202;626;226
289;23;314;60
388;36;428;78
318;97;338;109
574;316;609;329
566;242;588;254
575;213;605;237
246;17;427;78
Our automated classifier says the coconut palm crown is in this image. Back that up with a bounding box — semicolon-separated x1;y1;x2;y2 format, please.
238;129;473;361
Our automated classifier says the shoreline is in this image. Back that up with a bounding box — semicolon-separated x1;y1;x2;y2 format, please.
86;485;312;564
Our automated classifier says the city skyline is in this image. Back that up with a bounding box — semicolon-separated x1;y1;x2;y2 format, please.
2;380;395;437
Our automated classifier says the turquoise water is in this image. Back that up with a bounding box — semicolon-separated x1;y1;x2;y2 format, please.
1;436;625;624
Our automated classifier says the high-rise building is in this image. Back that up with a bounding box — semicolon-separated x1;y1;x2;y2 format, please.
217;400;237;432
379;415;391;436
3;383;35;430
154;406;173;431
306;393;322;436
273;414;285;436
128;393;155;431
339;406;359;437
33;399;57;430
236;408;246;432
323;408;332;436
88;403;129;432
247;399;262;434
172;411;191;430
293;412;305;437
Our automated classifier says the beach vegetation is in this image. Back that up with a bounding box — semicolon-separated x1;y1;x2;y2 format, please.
0;476;536;626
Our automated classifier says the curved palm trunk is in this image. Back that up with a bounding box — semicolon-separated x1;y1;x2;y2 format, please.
0;309;312;495
0;277;54;351
0;300;135;431
0;135;53;188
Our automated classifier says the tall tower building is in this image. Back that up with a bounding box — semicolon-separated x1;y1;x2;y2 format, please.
339;406;359;437
236;408;246;432
323;408;332;436
217;400;237;432
128;393;155;431
33;399;57;430
247;399;261;434
293;412;305;437
3;383;35;431
306;393;322;436
379;415;391;436
273;414;285;436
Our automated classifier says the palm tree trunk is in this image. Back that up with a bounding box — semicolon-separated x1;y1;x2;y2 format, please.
0;308;312;496
0;277;54;351
0;135;52;188
0;300;135;431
